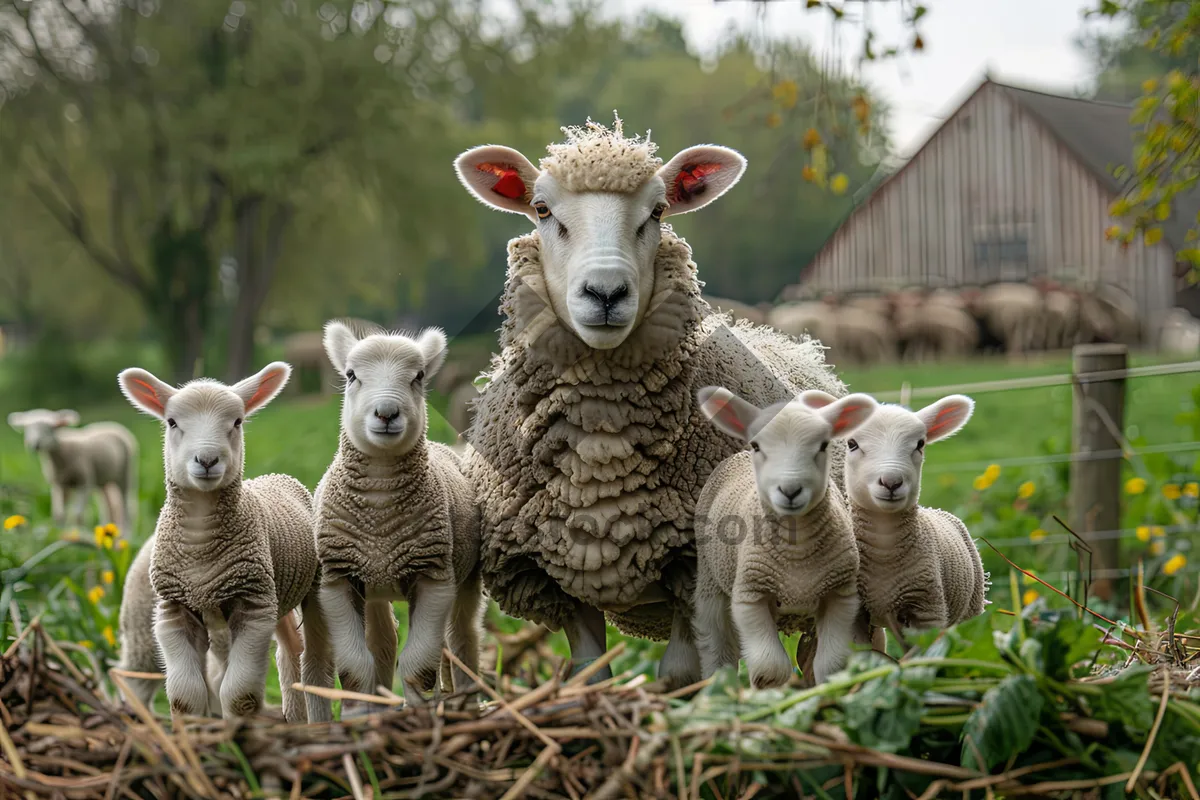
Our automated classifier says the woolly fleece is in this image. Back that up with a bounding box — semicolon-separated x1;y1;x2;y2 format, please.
695;452;858;632
853;505;988;631
314;434;480;592
468;230;847;640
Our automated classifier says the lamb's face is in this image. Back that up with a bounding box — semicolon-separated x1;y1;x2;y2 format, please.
700;387;878;518
323;322;447;458
118;362;292;493
7;409;78;453
454;128;747;351
531;171;665;350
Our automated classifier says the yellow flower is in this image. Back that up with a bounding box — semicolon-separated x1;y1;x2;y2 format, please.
984;464;1001;482
1142;78;1158;93
1029;528;1047;543
1184;482;1199;498
1022;589;1039;606
830;174;850;195
79;640;94;649
1152;526;1165;538
87;586;105;604
1017;481;1035;499
3;515;27;530
102;570;114;585
1150;541;1166;556
1163;484;1182;500
102;625;116;647
1136;526;1151;542
1164;554;1187;575
117;540;129;551
104;523;120;538
973;475;993;491
1125;477;1147;495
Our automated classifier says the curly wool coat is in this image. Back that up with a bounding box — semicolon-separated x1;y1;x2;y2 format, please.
467;228;848;640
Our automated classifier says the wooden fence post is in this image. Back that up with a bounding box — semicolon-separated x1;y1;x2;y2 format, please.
1070;343;1128;603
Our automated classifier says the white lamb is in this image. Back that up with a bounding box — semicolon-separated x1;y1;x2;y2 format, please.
800;391;988;635
7;409;138;529
693;387;878;688
117;363;332;722
314;321;482;710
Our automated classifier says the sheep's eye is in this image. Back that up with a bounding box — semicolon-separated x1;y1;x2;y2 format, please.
234;418;242;429
915;438;925;452
847;439;859;452
534;201;551;219
414;370;425;383
749;441;760;453
650;203;666;221
345;369;356;384
167;418;177;429
819;440;829;453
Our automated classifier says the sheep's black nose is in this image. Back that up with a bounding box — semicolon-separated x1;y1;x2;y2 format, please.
879;477;904;492
583;283;629;311
374;408;400;423
778;484;804;501
196;455;219;470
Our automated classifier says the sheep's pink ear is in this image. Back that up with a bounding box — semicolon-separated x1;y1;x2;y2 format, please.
697;385;759;441
55;410;80;428
454;145;541;219
657;145;747;218
118;369;176;420
819;393;878;436
233;362;292;417
917;395;974;443
417;327;448;380
799;390;838;410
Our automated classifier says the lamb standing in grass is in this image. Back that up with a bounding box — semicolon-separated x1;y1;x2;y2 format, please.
7;409;138;529
800;391;988;634
117;363;332;722
314;322;482;709
693;388;877;687
454;116;848;687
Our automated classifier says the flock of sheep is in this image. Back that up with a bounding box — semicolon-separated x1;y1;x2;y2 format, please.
7;118;994;720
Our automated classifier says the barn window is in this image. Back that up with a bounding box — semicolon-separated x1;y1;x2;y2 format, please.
972;224;1031;278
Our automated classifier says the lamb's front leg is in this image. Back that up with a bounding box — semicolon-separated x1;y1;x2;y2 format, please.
220;600;277;718
562;603;610;682
364;597;398;696
299;591;335;723
731;596;792;689
50;484;66;527
659;602;701;689
812;587;861;684
396;578;455;705
274;611;306;723
318;578;373;715
446;572;484;695
155;600;210;717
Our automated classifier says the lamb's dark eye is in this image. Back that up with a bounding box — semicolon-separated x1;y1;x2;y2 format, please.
345;369;356;384
167;418;177;429
650;203;666;221
234;418;242;429
847;439;859;452
819;441;829;453
414;370;425;383
916;438;925;452
750;441;760;452
534;201;551;219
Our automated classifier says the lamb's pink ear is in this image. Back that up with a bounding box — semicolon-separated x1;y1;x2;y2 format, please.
232;362;292;417
454;145;541;219
818;393;878;437
55;410;80;428
657;145;747;218
417;327;448;380
697;385;759;441
118;369;176;420
916;395;974;443
799;390;838;410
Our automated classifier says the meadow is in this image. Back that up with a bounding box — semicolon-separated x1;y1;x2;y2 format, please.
1;341;1198;705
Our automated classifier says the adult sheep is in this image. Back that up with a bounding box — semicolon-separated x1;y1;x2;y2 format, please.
454;117;847;687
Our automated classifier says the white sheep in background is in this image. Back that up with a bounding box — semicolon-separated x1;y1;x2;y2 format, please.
800;391;988;637
693;387;878;688
117;363;332;722
7;409;138;529
315;321;482;710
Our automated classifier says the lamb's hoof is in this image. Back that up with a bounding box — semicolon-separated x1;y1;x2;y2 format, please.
748;657;794;690
224;694;262;718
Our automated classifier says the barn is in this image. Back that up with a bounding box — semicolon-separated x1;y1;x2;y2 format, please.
800;74;1198;325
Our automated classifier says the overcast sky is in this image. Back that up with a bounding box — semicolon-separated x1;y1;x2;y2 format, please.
603;0;1124;157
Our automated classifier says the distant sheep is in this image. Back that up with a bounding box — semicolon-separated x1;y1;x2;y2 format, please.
117;362;332;722
801;391;988;635
7;409;138;529
693;388;877;687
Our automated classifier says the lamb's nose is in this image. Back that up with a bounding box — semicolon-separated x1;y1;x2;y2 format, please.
778;484;804;501
879;476;904;493
583;283;629;311
196;455;219;470
374;408;400;423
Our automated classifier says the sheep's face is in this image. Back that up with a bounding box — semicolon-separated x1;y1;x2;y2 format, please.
454;138;747;350
7;409;79;453
699;387;878;518
323;321;447;458
802;393;975;514
118;363;292;492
